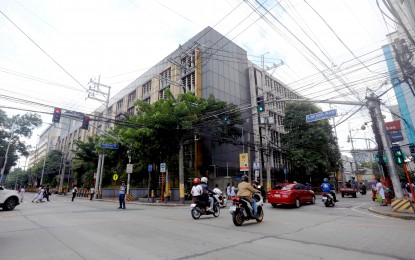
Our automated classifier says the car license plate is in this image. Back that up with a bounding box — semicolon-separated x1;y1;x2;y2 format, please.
274;194;280;197
229;206;236;213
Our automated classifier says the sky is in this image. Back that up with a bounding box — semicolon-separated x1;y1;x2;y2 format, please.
0;0;398;161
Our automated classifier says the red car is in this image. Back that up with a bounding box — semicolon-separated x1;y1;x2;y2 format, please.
267;183;316;208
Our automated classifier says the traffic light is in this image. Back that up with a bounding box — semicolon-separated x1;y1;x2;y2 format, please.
52;108;61;123
410;144;415;154
256;96;265;112
81;116;90;130
391;145;405;165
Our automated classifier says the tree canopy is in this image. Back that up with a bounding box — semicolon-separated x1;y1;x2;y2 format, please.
281;101;342;184
0;109;42;176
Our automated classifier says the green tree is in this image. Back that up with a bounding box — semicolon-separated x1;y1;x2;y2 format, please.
0;109;42;178
71;136;99;188
112;90;243;189
281;101;342;184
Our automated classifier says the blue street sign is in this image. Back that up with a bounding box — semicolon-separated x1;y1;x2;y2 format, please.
160;163;166;173
388;130;404;142
99;142;119;149
148;164;153;172
306;109;337;123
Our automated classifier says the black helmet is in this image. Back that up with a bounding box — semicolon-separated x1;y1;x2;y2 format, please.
241;175;248;182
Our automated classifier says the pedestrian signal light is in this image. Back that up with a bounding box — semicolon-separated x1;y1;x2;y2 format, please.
256;96;265;112
391;145;405;165
81;116;90;130
410;144;415;154
52;108;61;123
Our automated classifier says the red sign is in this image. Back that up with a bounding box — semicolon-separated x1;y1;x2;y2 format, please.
385;120;401;131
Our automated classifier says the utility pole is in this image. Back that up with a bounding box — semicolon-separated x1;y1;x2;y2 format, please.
273;94;404;199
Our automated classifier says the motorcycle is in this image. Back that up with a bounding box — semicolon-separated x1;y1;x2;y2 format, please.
190;193;220;219
322;192;335;207
360;185;367;195
229;193;264;226
216;192;227;208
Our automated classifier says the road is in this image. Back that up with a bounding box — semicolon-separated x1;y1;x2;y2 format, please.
0;193;413;260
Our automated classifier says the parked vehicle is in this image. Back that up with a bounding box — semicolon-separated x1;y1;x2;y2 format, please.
230;193;264;226
267;183;316;208
190;194;220;219
0;186;20;211
339;187;357;198
322;192;335;207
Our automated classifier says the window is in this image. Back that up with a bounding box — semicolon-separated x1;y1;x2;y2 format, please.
159;87;170;99
116;99;124;113
128;91;136;107
143;97;150;104
143;81;152;96
180;51;195;77
182;72;195;93
160;68;171;89
127;107;135;115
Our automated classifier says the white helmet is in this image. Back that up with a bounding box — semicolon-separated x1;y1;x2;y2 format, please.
201;177;208;183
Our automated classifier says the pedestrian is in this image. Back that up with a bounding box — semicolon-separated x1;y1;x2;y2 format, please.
118;181;126;209
44;185;51;202
226;183;231;200
230;184;236;198
32;186;41;203
406;182;415;201
19;186;25;202
90;186;95;200
71;185;78;202
376;178;387;206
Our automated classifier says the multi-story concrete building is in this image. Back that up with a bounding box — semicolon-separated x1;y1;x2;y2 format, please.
89;27;301;183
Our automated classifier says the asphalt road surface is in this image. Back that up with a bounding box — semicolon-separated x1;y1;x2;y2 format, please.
1;193;413;260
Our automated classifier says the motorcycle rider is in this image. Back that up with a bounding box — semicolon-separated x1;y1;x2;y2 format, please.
237;175;260;216
213;184;225;205
191;178;203;202
200;177;214;212
321;178;338;202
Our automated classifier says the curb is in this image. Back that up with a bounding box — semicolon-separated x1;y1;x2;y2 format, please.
368;207;415;220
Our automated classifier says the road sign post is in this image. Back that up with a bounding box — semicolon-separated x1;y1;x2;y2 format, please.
148;164;153;202
160;163;166;203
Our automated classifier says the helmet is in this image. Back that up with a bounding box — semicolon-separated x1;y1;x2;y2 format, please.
193;178;200;184
323;178;328;183
241;175;249;182
201;177;208;183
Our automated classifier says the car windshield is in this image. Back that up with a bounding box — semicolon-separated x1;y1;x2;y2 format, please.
272;184;294;190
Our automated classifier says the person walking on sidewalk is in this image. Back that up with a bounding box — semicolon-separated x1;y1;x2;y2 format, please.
118;181;126;209
89;186;95;201
44;185;51;202
71;185;78;202
376;178;387;206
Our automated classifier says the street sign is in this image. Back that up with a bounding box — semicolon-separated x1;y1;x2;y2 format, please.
253;162;260;170
385;120;401;131
113;174;118;181
306;109;337;123
160;163;166;173
99;142;119;149
126;164;133;174
148;164;153;172
239;153;249;171
388;130;404;142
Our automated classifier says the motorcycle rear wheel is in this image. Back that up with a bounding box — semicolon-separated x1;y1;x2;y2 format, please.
232;210;244;226
255;208;264;222
191;207;201;219
213;202;220;217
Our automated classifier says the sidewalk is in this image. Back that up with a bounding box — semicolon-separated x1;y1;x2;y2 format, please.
368;202;415;220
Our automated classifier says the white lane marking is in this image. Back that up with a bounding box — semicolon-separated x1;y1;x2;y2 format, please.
352;202;385;219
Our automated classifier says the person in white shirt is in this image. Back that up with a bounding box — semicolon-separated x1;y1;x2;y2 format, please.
191;178;203;202
376;178;386;206
19;186;25;202
213;184;225;204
